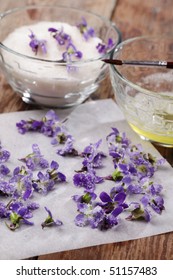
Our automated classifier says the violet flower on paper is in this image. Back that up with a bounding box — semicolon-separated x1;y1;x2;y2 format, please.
56;135;78;156
81;139;106;168
19;144;49;171
126;202;152;222
0;144;10;163
73;164;103;192
5;199;36;230
41;206;63;228
32;160;66;195
0;164;10;177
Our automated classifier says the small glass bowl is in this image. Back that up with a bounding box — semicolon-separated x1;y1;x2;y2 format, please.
0;5;121;108
110;34;173;147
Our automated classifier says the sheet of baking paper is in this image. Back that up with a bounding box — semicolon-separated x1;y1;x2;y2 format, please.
0;99;173;260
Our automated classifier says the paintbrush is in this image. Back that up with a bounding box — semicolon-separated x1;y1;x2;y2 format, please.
102;59;173;69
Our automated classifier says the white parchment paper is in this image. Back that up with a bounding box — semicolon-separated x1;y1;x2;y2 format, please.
0;99;173;260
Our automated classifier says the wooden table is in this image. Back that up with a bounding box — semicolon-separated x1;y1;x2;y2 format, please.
0;0;173;260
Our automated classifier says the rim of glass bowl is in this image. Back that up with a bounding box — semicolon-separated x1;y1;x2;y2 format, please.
0;4;121;65
111;34;173;98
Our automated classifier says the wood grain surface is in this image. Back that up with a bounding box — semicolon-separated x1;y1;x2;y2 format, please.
0;0;173;260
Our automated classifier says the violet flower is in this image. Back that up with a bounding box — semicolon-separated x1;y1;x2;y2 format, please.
0;144;10;163
126;201;152;222
74;203;121;230
19;144;49;171
96;38;114;54
72;191;97;204
32;160;66;194
48;26;71;45
0;164;10;177
56;135;78;156
81;139;106;168
16;119;44;134
62;42;83;63
0;181;15;197
0;201;8;218
29;30;47;55
140;194;165;214
77;17;95;40
41;206;63;228
5;199;35;230
73;164;103;192
99;191;128;214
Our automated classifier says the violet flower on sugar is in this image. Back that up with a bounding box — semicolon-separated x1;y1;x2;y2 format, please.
62;42;83;63
77;17;95;40
96;38;114;54
19;144;49;171
41;206;63;228
48;27;71;46
32;160;66;194
29;30;47;55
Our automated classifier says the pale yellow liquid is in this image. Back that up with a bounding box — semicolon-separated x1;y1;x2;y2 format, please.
130;123;173;147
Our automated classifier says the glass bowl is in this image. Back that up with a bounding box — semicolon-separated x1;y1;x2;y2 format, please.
0;5;121;108
110;34;173;147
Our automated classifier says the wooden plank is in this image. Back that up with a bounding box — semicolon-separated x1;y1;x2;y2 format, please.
112;0;173;40
0;0;117;19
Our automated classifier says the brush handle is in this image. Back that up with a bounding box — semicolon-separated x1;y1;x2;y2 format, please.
103;59;173;69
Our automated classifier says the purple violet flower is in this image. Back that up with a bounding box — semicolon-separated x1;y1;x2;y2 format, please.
41;206;63;228
62;42;83;63
0;144;10;163
73;164;103;192
29;30;47;55
19;144;49;171
48;26;71;45
81;139;106;168
5;199;35;230
77;17;95;40
57;135;78;156
16;119;44;134
126;202;152;222
72;191;97;204
0;164;10;177
32;160;66;194
0;181;15;197
99;191;128;214
96;38;114;54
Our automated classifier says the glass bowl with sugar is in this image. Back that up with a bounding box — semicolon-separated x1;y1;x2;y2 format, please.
0;5;121;108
